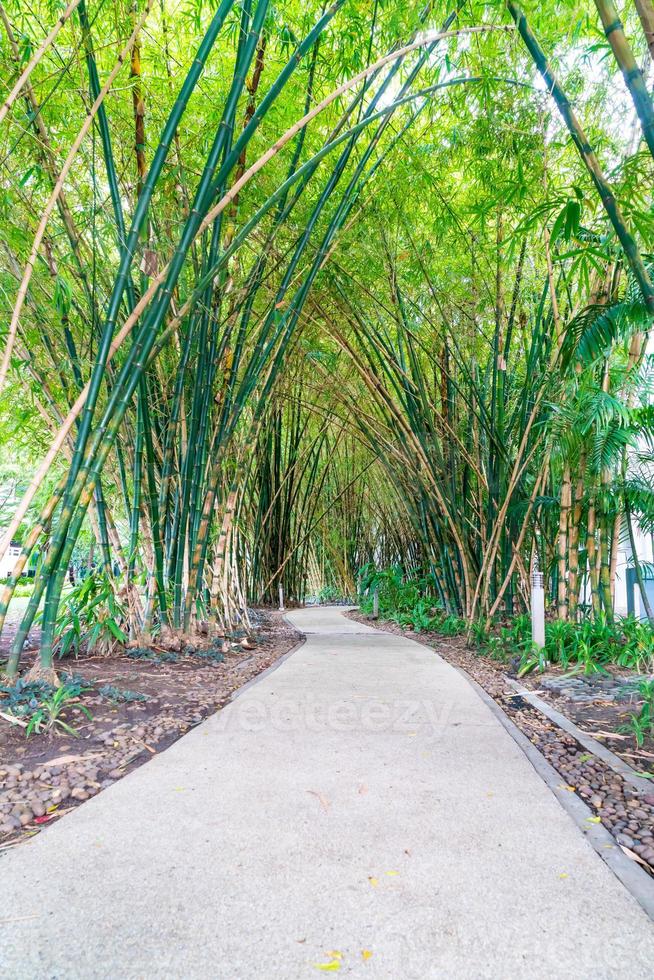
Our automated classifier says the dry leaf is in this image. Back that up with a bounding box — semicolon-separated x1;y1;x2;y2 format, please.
307;790;330;812
361;950;373;961
43;754;86;766
0;711;26;728
619;845;651;868
579;730;629;740
314;952;341;972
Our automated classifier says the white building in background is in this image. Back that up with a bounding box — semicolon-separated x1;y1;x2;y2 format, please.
613;331;654;619
614;526;653;619
0;542;22;579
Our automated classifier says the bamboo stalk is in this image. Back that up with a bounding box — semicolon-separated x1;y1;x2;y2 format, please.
0;0;83;125
0;0;154;395
593;0;654;160
508;1;654;314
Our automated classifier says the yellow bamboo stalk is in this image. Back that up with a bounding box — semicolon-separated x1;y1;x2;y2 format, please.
0;0;154;394
0;0;83;126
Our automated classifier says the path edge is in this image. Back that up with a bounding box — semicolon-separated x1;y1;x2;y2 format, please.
452;661;654;922
225;618;306;707
346;610;654;922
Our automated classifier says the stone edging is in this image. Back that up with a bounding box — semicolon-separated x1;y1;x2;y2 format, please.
505;676;653;795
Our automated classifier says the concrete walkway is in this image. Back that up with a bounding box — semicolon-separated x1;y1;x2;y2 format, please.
2;607;653;978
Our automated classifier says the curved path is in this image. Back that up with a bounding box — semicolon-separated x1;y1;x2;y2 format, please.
2;607;653;977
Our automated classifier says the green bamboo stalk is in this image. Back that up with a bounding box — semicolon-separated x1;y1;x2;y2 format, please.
507;1;654;314
593;0;654;160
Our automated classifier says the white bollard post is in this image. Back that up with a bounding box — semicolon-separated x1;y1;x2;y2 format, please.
372;586;379;620
532;563;545;650
278;583;285;611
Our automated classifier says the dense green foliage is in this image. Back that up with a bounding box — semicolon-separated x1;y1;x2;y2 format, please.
359;565;654;675
2;0;654;680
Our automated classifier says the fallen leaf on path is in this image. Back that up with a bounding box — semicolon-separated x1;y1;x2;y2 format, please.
586;816;601;824
361;950;373;961
385;870;399;876
307;790;330;812
559;873;568;879
368;876;379;887
313;951;342;971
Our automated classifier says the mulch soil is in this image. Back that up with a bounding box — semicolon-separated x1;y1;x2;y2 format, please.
0;610;300;850
348;610;654;876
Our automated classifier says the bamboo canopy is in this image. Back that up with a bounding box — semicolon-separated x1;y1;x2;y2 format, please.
1;0;654;679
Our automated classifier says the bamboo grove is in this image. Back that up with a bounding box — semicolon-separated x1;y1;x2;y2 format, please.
1;0;654;680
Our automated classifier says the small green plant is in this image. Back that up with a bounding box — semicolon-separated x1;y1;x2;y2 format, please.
125;646;178;664
315;584;343;604
24;683;92;737
49;570;128;659
0;678;53;717
438;614;467;636
621;679;654;747
469;620;490;647
615;616;654;672
192;647;226;663
484;635;510;662
517;646;550;677
98;684;149;704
